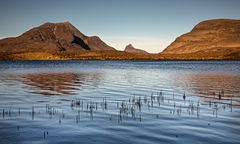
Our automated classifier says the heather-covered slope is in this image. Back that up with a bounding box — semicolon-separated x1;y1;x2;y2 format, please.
161;19;240;59
0;22;115;53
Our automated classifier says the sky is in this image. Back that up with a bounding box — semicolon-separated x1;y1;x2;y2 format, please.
0;0;239;53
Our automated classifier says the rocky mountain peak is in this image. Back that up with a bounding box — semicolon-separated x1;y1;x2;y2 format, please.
0;22;116;53
124;44;148;54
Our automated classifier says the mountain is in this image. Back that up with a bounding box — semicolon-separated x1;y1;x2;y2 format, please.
161;19;240;59
0;22;115;53
124;44;148;54
1;19;240;60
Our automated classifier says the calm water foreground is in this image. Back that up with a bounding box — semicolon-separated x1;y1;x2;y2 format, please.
0;60;239;144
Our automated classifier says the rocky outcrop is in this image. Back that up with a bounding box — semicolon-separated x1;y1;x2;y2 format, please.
124;44;148;54
161;19;240;59
0;22;115;53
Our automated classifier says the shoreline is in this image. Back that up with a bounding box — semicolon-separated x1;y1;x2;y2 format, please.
0;52;239;61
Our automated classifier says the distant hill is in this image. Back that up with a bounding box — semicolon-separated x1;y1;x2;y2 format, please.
1;19;240;60
124;44;148;54
0;22;115;58
160;19;240;59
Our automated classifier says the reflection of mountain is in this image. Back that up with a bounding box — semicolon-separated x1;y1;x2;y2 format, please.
172;73;240;105
21;72;102;96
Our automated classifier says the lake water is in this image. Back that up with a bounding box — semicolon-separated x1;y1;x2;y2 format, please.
0;60;239;144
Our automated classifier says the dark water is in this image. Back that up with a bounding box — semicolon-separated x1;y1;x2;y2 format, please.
0;60;239;144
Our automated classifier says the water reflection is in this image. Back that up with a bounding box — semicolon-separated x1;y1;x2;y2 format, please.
172;73;240;106
0;61;240;144
21;72;103;96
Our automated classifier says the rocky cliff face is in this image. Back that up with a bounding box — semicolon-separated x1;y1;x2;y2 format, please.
0;22;115;53
124;44;148;54
161;19;240;59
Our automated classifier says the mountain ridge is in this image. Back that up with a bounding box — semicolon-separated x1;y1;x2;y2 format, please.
0;19;240;60
0;22;115;53
161;19;240;59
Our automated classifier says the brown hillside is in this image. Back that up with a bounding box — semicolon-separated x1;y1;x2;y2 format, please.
0;22;115;53
161;19;240;59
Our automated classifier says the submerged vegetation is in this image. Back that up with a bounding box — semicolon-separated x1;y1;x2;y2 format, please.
1;89;237;137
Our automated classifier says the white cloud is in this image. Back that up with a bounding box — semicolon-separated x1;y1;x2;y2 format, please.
102;36;172;53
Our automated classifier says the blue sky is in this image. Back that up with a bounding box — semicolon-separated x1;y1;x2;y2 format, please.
0;0;239;53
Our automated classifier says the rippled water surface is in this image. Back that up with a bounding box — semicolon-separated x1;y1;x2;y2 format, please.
0;60;239;144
